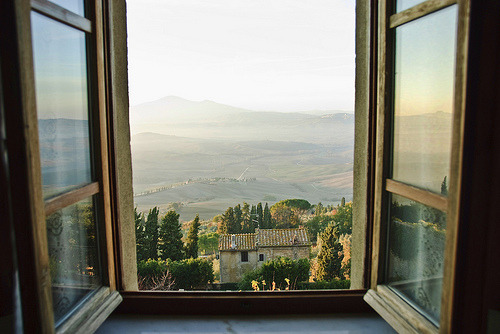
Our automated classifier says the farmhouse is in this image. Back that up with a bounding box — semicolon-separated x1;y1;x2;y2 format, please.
218;228;311;283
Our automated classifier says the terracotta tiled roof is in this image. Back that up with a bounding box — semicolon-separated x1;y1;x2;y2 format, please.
218;228;310;251
219;233;256;251
258;228;310;247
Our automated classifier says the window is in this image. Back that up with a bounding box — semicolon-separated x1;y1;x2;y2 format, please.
241;251;249;263
259;254;265;262
1;0;122;331
364;0;470;332
5;0;500;332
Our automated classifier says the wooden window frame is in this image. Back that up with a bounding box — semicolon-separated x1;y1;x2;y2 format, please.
2;0;122;332
364;0;471;332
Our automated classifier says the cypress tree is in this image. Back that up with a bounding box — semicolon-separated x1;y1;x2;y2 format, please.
134;208;147;261
241;202;251;233
223;207;238;234
256;202;263;229
185;214;200;259
263;202;272;229
316;223;343;281
341;197;346;207
233;204;242;233
158;210;184;261
144;207;159;260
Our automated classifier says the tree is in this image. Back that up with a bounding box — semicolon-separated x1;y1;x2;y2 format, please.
158;210;183;261
332;202;353;235
135;208;148;261
185;214;201;259
256;202;263;228
305;215;334;243
241;202;252;233
144;207;159;260
441;176;448;196
341;197;346;207
315;202;324;216
233;204;242;233
198;232;219;255
270;203;300;228
263;202;272;229
316;223;344;281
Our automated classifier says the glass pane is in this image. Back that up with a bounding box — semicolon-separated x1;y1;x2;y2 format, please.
31;12;92;199
392;6;457;194
396;0;425;13
386;194;446;324
46;196;101;324
49;0;85;16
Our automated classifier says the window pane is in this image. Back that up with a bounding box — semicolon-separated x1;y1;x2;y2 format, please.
31;12;92;199
391;6;457;194
46;196;101;325
386;193;446;324
395;0;425;13
49;0;85;16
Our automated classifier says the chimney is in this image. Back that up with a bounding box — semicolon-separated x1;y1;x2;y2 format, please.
231;235;236;249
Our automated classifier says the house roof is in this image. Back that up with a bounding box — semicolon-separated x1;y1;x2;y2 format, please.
218;228;310;251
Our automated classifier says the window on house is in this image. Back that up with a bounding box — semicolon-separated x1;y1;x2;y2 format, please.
259;254;265;262
241;251;249;263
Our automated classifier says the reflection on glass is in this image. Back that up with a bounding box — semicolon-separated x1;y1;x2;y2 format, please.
392;6;457;194
386;194;446;324
396;0;425;12
50;0;85;16
46;197;101;324
31;12;92;199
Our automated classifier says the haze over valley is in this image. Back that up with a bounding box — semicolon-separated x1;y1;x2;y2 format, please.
131;96;354;221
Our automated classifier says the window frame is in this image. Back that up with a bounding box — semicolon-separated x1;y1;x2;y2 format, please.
2;0;122;332
363;0;471;332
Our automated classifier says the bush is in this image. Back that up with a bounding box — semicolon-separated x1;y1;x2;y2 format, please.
239;257;310;290
137;258;214;290
169;257;214;290
297;279;350;290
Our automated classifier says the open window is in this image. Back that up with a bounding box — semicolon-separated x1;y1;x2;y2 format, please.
363;0;470;332
6;0;500;332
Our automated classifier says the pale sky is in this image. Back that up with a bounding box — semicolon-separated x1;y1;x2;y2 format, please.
126;0;356;112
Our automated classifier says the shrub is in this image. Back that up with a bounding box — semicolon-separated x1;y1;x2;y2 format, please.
297;279;350;290
238;257;310;290
137;258;214;290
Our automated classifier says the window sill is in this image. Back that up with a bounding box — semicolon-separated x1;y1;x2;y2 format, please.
116;289;371;315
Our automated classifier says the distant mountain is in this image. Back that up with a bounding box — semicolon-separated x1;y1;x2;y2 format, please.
130;96;354;145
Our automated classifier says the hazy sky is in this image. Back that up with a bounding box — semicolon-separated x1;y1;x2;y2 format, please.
126;0;355;112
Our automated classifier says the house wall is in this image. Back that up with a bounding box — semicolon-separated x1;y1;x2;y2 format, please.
220;246;310;283
257;246;310;264
220;250;258;283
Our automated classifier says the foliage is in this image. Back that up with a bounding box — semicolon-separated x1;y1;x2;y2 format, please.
263;203;272;228
305;215;335;243
339;234;351;279
185;214;201;259
256;202;264;228
241;202;253;233
316;223;343;281
158;210;184;261
441;176;448;196
144;207;159;260
297;279;350;290
270;204;300;228
272;199;311;212
168;258;214;290
238;257;310;290
332;202;352;235
134;208;148;261
137;258;214;290
198;232;219;255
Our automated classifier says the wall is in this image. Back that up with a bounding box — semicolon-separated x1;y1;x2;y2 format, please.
220;250;258;283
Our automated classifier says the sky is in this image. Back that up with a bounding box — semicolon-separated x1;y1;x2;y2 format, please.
126;0;356;112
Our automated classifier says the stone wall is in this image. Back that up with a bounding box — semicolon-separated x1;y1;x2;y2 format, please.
220;246;310;283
